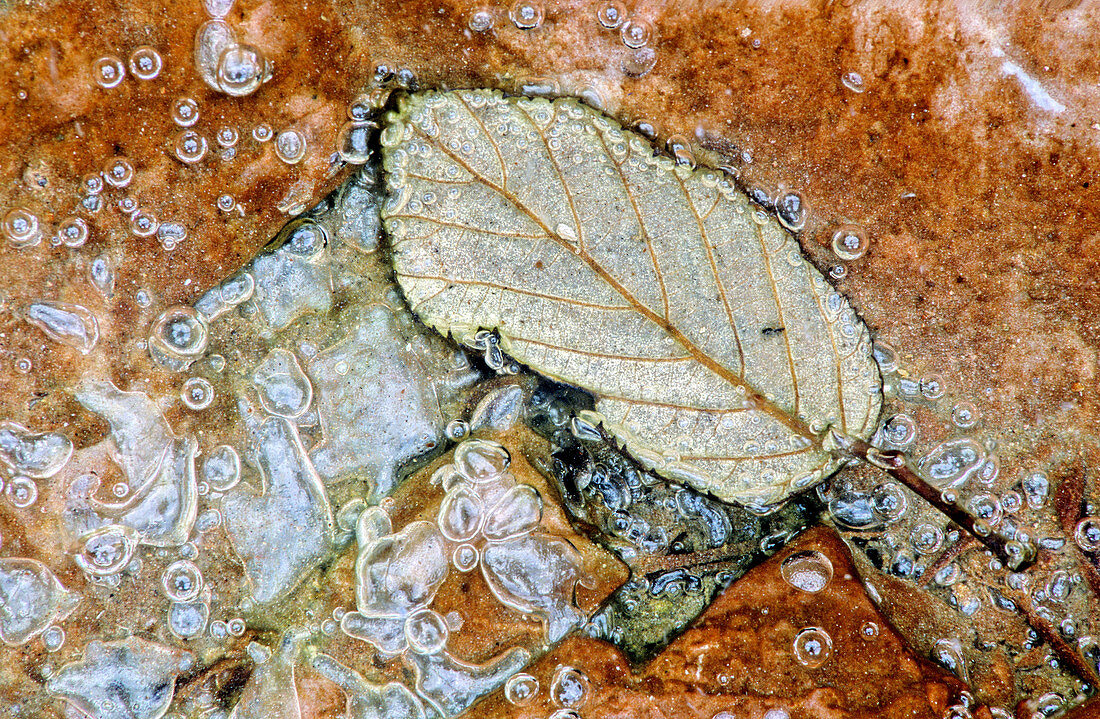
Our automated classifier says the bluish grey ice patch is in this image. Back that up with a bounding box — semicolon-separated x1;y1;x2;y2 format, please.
222;406;333;604
74;377;174;490
0;421;73;479
0;558;79;646
307;304;478;500
46;636;190;719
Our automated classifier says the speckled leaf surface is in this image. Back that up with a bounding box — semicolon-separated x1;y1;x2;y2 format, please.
382;89;882;507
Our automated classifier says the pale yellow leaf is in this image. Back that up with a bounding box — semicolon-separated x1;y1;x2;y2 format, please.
381;89;882;508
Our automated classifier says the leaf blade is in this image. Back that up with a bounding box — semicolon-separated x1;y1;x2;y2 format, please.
383;89;882;506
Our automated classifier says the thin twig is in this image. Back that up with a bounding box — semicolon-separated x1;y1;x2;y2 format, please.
827;430;1036;571
1004;585;1100;686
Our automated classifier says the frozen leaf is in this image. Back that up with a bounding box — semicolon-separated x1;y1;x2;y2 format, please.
383;90;882;507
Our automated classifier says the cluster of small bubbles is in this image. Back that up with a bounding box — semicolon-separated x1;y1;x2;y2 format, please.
4;476;38;508
83;173;105;195
910;523;944;555
3;207;42;248
951;401;979;428
508;0;543;29
216;44;269;96
162;559;203;602
841;71;865;93
831;224;869;260
92;55;126;88
469;9;494;32
445;419;470;441
919;374;945;400
42;625;65;651
130;209;159;237
252;123;273;142
1022;472;1049;509
216;127;239;148
89;255;114;298
174;130;208;163
172;97;200;127
967;493;1002;527
596;0;626;28
550;666;589;708
157;222;188;250
337;120;374;164
181;377;215;410
452;543;479;572
118;196;139;215
128;46;163;80
882;413;916;447
58;217;89;247
227;618;246;636
504;672;539;705
776;191;807;232
203;446;241;491
216;194;236;212
870;482;907;521
792;626;832;668
1075;517;1100;552
780;550;833;593
620;18;652;48
77;525;135;576
15;357;32;374
274;129;306;164
104;158;134;188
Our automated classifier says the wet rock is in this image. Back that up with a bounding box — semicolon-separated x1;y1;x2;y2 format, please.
468;527;972;719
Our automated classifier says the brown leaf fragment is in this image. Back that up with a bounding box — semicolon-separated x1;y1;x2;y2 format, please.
468;526;971;719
